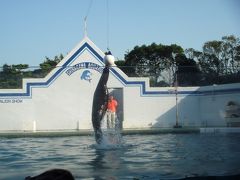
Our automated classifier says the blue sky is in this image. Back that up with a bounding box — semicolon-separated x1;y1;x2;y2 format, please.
0;0;239;66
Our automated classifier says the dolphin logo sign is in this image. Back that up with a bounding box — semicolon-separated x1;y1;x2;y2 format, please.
81;70;92;82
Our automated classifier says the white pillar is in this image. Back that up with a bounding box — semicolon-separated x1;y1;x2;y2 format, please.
33;120;36;132
77;120;80;130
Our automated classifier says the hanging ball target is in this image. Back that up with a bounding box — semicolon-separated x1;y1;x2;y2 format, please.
104;53;115;66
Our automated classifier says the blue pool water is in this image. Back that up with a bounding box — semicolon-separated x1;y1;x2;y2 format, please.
0;133;240;180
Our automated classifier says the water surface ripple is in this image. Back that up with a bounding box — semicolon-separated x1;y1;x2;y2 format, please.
0;133;240;179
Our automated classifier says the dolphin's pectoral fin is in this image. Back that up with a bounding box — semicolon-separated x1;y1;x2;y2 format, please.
98;110;102;116
98;105;104;116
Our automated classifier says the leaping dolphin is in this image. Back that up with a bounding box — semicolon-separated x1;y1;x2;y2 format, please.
91;65;109;144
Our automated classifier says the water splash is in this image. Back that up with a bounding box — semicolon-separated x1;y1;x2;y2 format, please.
93;115;124;150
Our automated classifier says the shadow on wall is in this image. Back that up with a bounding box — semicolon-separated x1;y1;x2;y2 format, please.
152;85;240;128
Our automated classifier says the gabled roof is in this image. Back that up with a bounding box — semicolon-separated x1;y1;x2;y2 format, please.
0;37;103;97
0;36;239;98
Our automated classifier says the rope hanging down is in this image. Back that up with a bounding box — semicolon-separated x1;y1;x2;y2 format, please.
83;0;111;52
106;0;110;51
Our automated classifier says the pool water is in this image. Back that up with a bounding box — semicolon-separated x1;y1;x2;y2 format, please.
0;133;240;179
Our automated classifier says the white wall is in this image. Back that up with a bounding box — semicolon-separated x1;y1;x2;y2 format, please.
199;84;240;127
0;37;240;131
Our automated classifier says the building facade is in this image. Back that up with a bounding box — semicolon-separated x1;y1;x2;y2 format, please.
0;37;240;131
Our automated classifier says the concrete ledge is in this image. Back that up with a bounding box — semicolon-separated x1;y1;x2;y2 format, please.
0;130;93;138
2;127;240;138
200;127;240;133
122;127;200;135
0;128;200;138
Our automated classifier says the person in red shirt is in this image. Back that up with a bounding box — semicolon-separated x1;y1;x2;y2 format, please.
107;95;118;128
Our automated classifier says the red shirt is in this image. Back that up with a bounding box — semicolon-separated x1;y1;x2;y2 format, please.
107;99;118;112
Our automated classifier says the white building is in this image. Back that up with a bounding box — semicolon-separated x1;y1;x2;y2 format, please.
0;36;240;132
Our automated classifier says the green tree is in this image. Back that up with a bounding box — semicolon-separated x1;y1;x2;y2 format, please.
39;54;64;76
202;40;223;76
12;64;29;72
0;54;64;89
221;35;240;73
175;54;200;86
201;35;240;76
185;35;240;85
0;64;23;88
124;43;185;86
